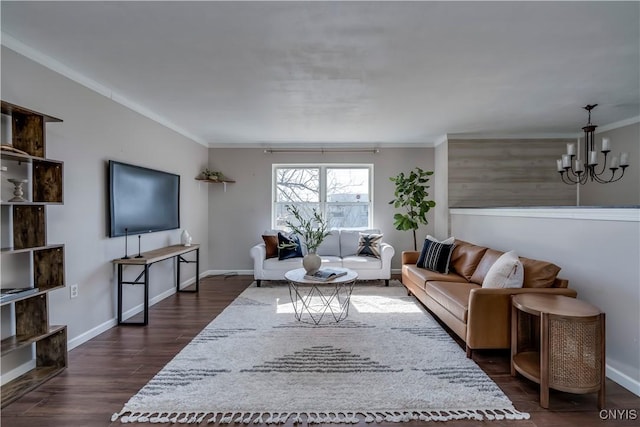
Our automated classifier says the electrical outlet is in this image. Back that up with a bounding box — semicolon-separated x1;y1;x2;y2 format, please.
70;284;78;299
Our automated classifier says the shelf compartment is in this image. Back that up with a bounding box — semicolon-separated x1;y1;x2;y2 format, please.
1;243;63;255
512;351;541;384
32;159;63;203
0;285;63;308
12;205;46;249
0;326;67;408
15;294;49;337
34;245;65;291
1;101;62;159
1;324;66;356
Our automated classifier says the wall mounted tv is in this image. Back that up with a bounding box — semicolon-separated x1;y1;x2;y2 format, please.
108;160;180;237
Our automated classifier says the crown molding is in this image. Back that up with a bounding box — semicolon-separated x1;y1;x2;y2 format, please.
596;115;640;133
1;32;207;147
207;141;436;149
446;132;579;140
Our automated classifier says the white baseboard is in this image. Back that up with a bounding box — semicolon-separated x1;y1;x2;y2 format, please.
68;273;204;351
607;364;640;397
204;269;253;277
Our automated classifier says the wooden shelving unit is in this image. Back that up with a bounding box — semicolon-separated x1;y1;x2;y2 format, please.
0;100;67;408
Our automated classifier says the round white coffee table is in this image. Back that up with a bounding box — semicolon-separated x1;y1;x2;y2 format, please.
284;267;358;325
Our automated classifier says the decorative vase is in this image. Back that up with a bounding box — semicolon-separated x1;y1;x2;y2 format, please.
8;178;28;202
181;229;192;246
303;252;322;274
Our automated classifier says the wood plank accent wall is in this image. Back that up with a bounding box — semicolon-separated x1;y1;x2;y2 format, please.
448;139;576;207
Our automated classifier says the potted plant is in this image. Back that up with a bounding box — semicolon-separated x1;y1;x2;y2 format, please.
284;204;330;273
200;168;224;181
389;167;436;250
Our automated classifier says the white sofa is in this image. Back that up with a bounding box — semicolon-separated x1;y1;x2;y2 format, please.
250;229;395;286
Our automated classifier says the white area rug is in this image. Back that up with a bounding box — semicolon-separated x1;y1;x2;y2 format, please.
113;282;529;424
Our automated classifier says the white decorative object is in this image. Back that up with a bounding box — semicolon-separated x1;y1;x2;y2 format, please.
180;229;192;247
8;178;27;202
482;250;524;289
302;252;321;274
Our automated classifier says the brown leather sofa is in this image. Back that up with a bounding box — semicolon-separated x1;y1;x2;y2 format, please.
402;239;577;358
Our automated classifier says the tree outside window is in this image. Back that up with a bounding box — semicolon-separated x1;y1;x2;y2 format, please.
274;165;372;230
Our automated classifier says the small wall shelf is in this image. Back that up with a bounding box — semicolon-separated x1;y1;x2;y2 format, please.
195;177;235;192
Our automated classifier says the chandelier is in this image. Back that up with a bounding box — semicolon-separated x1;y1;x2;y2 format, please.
557;104;629;185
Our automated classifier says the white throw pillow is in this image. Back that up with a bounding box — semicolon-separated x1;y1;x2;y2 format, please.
426;235;455;245
482;250;524;289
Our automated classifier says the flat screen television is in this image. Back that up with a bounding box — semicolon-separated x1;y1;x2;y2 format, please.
108;160;180;237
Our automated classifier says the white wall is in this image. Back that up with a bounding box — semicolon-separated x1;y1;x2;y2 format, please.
206;147;436;272
450;208;640;396
434;139;449;239
0;47;209;378
580;122;640;206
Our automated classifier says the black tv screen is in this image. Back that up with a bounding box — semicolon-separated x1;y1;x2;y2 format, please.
108;161;180;237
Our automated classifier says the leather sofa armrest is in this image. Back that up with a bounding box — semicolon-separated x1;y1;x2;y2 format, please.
466;287;578;351
402;251;420;265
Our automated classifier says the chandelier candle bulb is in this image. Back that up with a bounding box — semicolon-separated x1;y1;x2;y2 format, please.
610;156;619;169
601;137;611;152
562;154;571;168
574;160;584;172
567;143;576;156
556;159;564;172
620;152;629;166
589;151;598;165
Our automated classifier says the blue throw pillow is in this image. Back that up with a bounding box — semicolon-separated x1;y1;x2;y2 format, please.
277;232;303;260
416;239;455;274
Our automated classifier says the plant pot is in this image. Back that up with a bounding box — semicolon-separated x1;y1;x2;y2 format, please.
303;252;322;274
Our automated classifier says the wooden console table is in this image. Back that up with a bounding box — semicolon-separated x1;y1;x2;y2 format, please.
113;244;200;326
511;294;605;409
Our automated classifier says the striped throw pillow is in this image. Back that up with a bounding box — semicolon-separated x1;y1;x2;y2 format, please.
416;239;456;274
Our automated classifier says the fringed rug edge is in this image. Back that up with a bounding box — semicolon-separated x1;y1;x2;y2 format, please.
112;407;531;424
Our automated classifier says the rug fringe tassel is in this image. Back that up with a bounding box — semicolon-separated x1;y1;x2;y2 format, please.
111;407;530;424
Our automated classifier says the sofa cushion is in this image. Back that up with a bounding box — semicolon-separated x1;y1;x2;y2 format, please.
402;265;466;290
357;233;383;258
469;248;504;285
425;281;479;323
450;240;488;281
343;255;382;270
277;232;303;260
482;250;524;288
262;235;279;259
316;231;340;256
263;256;303;271
340;229;380;256
416;239;455;274
520;257;562;288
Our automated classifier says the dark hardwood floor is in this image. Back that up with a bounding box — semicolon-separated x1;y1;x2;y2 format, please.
1;275;638;426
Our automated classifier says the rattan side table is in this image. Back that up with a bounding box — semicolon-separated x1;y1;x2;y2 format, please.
511;294;605;409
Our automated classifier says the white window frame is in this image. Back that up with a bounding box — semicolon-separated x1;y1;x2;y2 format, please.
272;163;374;229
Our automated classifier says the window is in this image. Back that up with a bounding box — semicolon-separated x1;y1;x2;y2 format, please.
273;165;373;229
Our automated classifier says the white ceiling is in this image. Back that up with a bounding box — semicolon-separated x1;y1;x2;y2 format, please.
1;1;639;147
